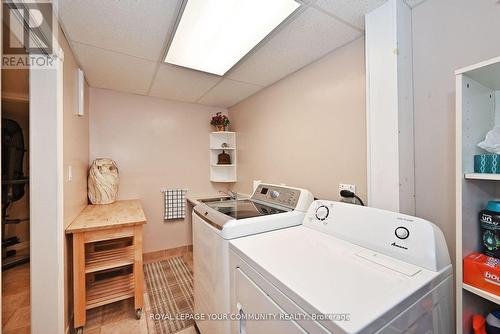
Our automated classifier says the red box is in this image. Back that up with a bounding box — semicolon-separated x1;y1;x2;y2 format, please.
463;252;500;296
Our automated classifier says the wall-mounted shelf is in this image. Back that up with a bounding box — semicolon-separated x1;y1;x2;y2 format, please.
464;173;500;180
210;178;237;183
463;283;500;305
456;56;500;334
209;132;236;183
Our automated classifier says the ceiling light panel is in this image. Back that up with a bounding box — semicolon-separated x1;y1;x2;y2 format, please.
165;0;301;76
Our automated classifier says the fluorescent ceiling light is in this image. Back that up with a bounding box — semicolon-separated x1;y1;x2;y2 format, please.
165;0;300;76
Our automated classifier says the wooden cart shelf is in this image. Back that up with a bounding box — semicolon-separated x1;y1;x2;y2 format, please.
86;273;135;310
85;246;135;273
66;200;147;333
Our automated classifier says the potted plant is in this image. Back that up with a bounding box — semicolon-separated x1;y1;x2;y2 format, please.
210;112;230;131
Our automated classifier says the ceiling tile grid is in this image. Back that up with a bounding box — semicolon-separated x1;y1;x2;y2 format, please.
59;0;424;107
149;63;223;103
72;42;158;96
313;0;429;30
313;0;387;30
198;79;263;107
59;0;181;61
226;7;362;87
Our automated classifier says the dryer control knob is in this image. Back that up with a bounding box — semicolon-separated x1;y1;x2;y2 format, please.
270;190;280;199
395;227;409;240
315;205;329;221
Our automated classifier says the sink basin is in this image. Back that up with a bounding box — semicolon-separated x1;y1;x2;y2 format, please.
199;196;234;203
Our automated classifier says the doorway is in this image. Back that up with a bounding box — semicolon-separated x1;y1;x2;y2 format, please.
1;68;30;333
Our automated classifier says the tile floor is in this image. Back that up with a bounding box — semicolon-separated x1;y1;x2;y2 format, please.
2;262;30;334
82;251;194;334
1;251;194;334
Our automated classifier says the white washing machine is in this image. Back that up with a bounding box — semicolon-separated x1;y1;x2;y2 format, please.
192;183;314;334
229;200;453;334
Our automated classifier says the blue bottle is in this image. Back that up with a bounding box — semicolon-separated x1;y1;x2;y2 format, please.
479;201;500;258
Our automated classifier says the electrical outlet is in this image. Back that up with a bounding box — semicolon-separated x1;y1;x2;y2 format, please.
339;183;356;193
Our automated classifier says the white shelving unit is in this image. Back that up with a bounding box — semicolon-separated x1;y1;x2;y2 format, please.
463;283;500;305
456;56;500;334
209;132;236;183
464;173;500;181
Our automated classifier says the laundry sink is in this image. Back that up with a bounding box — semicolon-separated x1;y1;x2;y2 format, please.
199;196;234;203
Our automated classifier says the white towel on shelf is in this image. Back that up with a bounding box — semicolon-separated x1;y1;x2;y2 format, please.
162;188;188;220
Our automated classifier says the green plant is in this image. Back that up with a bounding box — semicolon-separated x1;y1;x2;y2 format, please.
210;112;230;127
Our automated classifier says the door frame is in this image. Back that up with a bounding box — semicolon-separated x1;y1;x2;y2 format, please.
1;1;66;332
29;42;65;334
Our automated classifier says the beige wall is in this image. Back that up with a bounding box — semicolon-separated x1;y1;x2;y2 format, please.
89;88;227;253
63;36;90;229
228;38;367;201
60;28;90;330
412;0;500;263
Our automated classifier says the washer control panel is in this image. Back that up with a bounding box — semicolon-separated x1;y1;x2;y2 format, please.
252;184;301;209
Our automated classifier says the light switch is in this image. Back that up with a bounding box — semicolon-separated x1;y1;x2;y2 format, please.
68;165;73;182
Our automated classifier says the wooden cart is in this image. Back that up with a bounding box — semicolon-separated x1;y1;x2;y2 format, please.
66;200;147;334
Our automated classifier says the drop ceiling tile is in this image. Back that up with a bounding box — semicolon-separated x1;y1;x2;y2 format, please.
199;79;263;107
313;0;387;30
72;42;157;96
149;64;222;103
227;7;362;87
59;0;180;61
314;0;427;30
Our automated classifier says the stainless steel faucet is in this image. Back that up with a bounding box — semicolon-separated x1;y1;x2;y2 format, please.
219;190;238;200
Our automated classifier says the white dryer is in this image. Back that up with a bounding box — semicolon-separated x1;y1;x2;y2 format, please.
193;183;314;334
229;200;453;334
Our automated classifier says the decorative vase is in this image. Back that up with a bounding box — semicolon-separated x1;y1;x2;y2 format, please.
216;125;226;132
88;158;119;205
